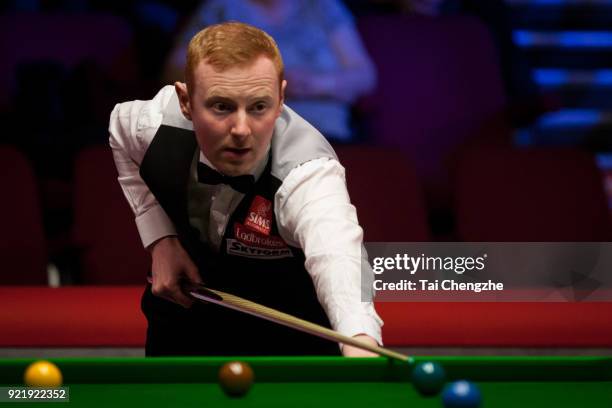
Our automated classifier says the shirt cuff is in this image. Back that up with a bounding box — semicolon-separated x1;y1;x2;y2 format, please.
135;205;177;248
335;312;384;347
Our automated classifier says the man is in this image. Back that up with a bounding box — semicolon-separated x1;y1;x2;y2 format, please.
109;22;381;356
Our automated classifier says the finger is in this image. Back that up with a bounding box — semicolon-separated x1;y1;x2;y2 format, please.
150;277;189;307
150;277;170;298
174;292;194;309
184;262;203;285
170;284;194;308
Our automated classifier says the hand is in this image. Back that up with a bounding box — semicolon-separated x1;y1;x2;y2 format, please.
342;334;380;357
148;236;202;308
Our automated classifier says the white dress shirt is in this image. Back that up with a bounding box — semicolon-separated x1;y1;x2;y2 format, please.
108;86;383;345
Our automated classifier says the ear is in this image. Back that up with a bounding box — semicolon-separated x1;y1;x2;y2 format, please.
175;81;192;120
278;79;287;114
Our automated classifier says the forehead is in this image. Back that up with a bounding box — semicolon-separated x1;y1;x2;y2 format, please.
192;56;279;98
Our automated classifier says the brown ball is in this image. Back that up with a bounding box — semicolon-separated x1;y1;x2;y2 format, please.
218;361;254;397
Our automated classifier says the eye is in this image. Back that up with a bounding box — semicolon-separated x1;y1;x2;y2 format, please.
250;102;268;113
212;102;232;113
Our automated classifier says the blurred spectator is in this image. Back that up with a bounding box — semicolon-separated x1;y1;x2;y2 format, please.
164;0;377;142
354;0;549;127
409;0;540;108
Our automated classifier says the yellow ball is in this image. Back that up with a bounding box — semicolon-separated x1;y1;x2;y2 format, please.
24;361;63;388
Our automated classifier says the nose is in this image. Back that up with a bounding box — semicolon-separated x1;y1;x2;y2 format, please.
230;110;251;140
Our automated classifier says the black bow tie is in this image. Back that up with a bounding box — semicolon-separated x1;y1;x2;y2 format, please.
197;162;255;193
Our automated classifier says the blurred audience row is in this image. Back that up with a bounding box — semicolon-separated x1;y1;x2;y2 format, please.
2;144;609;286
1;1;588;286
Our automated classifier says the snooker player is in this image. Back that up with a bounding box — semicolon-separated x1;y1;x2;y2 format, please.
109;22;382;356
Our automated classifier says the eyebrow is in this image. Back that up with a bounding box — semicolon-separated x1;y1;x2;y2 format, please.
204;96;234;104
204;94;274;104
248;95;274;103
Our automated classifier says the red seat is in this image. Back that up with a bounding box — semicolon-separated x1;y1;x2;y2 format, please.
335;145;430;241
453;147;612;241
72;146;149;284
0;147;47;284
358;15;509;208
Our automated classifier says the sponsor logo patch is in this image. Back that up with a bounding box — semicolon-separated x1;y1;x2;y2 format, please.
244;195;272;235
226;239;293;259
234;223;288;249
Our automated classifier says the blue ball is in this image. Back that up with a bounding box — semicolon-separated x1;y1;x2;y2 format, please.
410;361;446;396
442;380;482;408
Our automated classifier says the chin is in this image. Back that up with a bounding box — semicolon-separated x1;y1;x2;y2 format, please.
219;162;250;176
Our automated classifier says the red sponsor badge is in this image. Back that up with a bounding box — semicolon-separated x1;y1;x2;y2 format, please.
244;195;272;236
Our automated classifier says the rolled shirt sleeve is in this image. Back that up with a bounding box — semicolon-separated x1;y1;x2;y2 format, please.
108;86;178;248
275;157;383;345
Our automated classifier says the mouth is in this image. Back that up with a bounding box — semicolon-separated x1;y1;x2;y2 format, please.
222;147;251;160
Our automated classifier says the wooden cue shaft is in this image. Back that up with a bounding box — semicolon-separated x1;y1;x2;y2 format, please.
182;282;413;363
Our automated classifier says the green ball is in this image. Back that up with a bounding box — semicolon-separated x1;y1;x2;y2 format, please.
411;361;446;396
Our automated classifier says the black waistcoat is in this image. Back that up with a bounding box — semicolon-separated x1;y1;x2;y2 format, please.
138;123;337;355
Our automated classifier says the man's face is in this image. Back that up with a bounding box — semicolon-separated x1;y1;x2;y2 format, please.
177;56;286;176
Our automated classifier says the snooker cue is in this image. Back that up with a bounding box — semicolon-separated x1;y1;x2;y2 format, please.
146;277;412;363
